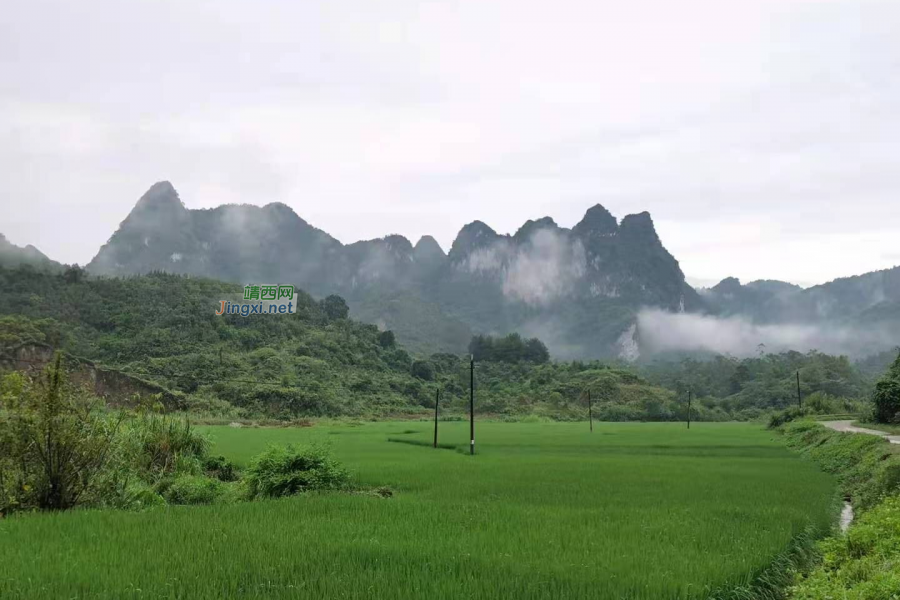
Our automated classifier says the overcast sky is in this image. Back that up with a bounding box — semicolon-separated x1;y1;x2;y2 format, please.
2;0;898;287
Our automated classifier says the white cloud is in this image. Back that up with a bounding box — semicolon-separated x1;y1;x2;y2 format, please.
637;308;898;358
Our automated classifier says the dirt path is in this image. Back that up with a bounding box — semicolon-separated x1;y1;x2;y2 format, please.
822;420;900;445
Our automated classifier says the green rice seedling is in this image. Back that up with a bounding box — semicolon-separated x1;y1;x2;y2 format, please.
0;422;838;600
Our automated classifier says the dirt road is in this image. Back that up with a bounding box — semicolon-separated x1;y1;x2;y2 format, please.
822;420;900;444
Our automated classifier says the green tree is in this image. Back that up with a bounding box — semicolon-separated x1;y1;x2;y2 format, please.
378;330;396;348
873;352;900;423
410;360;435;381
320;295;349;320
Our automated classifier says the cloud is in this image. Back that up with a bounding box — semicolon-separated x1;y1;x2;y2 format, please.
502;230;586;305
1;0;899;287
636;308;898;358
461;229;587;305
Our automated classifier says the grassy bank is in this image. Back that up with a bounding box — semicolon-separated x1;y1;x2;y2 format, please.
779;421;900;598
781;421;900;511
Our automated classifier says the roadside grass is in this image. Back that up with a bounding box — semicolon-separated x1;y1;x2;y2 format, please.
778;421;900;599
0;422;837;600
792;495;900;599
851;420;900;435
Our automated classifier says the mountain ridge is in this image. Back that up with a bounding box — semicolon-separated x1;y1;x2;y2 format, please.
81;181;900;360
86;182;699;358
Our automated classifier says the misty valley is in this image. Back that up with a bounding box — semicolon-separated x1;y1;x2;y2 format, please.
6;1;900;597
2;181;900;600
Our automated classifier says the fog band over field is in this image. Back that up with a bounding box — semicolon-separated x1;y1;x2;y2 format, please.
637;309;898;358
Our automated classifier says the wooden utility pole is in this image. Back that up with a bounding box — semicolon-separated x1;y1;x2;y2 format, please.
433;388;440;448
687;388;692;429
588;389;593;432
470;355;475;455
797;371;802;409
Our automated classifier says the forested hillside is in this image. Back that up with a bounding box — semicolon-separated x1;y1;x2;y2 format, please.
0;266;684;420
640;351;877;416
0;266;883;421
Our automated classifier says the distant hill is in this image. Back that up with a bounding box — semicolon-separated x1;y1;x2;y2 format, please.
0;267;685;420
80;181;900;360
86;182;700;358
0;233;62;272
702;268;900;333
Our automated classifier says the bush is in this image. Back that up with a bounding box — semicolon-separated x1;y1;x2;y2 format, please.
377;330;395;348
410;360;435;381
0;358;123;513
768;406;811;429
873;356;900;423
123;413;210;476
204;455;239;482
162;475;223;505
244;444;350;499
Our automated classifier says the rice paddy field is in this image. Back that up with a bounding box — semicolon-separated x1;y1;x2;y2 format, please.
0;422;838;599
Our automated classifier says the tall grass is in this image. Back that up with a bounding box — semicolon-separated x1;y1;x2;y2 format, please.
0;422;837;599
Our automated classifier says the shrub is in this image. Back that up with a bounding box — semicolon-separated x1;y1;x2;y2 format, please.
410;360;435;381
768;406;811;429
873;369;900;424
244;444;350;499
377;330;395;349
203;455;239;482
0;357;123;512
88;480;166;511
162;475;223;505
123;413;210;476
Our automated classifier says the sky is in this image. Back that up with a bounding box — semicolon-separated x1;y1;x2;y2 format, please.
1;0;898;288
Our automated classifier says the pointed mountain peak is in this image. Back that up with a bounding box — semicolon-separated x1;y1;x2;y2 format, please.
133;181;185;213
618;211;659;242
262;201;310;226
459;220;496;236
513;217;558;242
711;277;742;293
414;235;445;255
574;204;618;237
413;235;447;266
382;234;414;254
449;221;503;261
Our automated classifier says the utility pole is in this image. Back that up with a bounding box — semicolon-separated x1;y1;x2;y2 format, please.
433;388;440;448
797;371;802;409
470;355;475;455
588;389;593;432
687;388;692;430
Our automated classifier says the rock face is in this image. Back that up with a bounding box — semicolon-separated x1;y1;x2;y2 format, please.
87;182;701;358
0;343;183;410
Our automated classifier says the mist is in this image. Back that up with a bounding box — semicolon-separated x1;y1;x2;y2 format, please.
637;309;898;358
463;229;587;306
